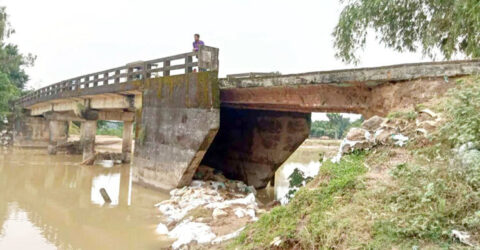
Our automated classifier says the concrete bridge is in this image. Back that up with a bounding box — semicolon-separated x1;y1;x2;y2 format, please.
12;46;480;190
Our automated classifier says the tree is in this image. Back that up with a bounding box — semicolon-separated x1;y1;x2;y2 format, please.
0;7;35;119
333;0;480;64
309;113;362;139
326;113;351;139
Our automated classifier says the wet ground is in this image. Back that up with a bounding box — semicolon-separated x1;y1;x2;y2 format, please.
0;138;339;249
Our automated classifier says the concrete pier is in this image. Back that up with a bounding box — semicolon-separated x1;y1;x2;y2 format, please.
202;107;311;188
47;120;68;155
80;121;96;162
122;121;133;163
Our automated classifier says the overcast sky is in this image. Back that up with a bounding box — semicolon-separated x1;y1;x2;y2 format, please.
0;0;435;121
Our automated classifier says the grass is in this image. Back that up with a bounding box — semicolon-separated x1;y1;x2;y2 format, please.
232;152;367;249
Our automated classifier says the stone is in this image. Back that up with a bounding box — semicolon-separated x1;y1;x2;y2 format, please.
361;115;385;131
212;208;227;219
417;120;438;133
374;129;394;145
346;127;371;141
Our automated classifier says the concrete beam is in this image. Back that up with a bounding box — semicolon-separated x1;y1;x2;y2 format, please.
43;111;135;122
28;95;134;116
220;84;371;115
219;59;480;89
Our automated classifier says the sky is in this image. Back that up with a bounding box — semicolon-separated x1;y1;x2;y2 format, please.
0;0;434;121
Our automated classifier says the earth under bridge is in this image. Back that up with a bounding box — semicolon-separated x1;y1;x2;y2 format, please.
13;46;480;190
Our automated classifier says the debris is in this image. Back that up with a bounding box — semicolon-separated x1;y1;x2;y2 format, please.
451;230;475;247
270;236;282;247
168;220;217;249
156;180;259;248
419;108;438;118
99;188;112;203
212;208;227;219
155;223;169;235
362;115;386;131
211;226;245;244
346;127;371;141
81;152;99;165
392;134;409;147
415;128;428;136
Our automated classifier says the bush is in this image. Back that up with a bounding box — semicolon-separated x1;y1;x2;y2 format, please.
440;77;480;148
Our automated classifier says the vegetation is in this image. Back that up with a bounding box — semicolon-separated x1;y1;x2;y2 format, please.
233;152;367;249
0;7;35;121
310;113;363;139
96;120;124;137
233;76;480;249
333;0;480;64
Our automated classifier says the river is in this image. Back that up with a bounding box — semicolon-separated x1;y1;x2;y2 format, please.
0;138;339;249
0;148;173;250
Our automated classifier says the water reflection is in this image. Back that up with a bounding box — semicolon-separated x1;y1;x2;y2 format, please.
0;148;171;250
275;161;321;203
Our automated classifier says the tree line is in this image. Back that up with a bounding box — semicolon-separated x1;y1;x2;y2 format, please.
0;7;35;124
310;113;363;139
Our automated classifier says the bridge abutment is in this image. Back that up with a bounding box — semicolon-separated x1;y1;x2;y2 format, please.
47;120;69;155
133;71;220;190
201;107;311;189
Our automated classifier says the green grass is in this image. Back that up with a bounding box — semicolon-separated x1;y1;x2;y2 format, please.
387;110;418;121
232;152;367;249
96;127;123;137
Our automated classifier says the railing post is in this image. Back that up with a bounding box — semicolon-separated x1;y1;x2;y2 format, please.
115;70;120;84
93;75;99;87
163;60;170;76
185;55;193;73
103;72;109;85
145;63;152;79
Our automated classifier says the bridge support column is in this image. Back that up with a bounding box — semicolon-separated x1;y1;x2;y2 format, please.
122;121;133;163
47;120;69;155
80;121;96;162
201;107;311;189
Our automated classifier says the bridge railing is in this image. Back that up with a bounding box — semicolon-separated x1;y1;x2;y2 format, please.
16;46;219;107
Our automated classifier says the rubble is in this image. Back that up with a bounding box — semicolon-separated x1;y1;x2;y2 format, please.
154;178;259;249
361;115;385;131
0;125;13;149
451;229;475;247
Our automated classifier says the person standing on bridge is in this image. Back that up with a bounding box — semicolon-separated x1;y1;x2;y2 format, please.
192;33;204;52
193;34;206;72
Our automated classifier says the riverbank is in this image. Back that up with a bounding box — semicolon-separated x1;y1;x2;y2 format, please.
231;76;480;249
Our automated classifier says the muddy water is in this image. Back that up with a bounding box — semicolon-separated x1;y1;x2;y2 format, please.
0;148;172;250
